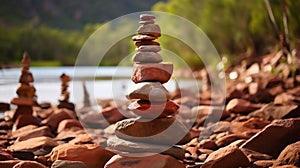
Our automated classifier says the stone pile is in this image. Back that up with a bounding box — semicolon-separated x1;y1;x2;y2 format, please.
11;52;37;122
57;73;75;110
105;14;190;167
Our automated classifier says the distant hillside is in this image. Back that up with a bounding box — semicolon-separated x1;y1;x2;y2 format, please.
0;0;163;30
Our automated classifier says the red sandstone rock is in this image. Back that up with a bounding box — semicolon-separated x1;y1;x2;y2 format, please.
202;145;250;168
240;118;300;157
128;100;179;118
226;98;262;113
273;141;300;167
104;154;185;168
41;108;76;131
57;119;83;133
12;114;40;131
68;134;94;145
9;136;58;151
215;134;248;147
101;106;126;124
14;126;53;142
49;143;114;168
131;63;173;84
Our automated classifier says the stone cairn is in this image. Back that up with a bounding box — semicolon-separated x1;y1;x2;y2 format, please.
11;52;37;121
57;73;75;111
107;14;191;160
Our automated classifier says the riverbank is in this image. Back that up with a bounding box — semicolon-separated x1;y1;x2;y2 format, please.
0;49;299;167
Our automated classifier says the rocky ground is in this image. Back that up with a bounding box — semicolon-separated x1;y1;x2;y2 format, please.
0;49;300;168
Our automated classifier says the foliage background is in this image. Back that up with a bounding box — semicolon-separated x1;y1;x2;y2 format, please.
0;0;299;67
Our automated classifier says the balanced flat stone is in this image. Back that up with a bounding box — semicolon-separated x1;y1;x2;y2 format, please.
114;117;191;145
132;35;157;41
135;41;160;47
131;63;173;84
136;45;161;52
137;24;161;37
126;82;170;102
128;100;179;118
139;20;155;25
140;14;156;20
132;52;163;63
107;136;185;160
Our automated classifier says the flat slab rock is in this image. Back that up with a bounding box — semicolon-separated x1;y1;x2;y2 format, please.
49;143;114;168
240;118;300;157
106;136;185;160
104;153;185;168
115;117;191;145
131;63;173;84
202;145;250;168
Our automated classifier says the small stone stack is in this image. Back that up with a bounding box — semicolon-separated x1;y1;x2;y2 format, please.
57;73;75;111
107;14;191;161
11;52;37;121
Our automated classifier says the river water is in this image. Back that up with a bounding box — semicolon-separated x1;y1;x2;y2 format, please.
0;66;199;104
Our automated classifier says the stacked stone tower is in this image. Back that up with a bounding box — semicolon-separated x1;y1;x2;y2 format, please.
57;73;75;111
11;52;37;121
107;14;191;160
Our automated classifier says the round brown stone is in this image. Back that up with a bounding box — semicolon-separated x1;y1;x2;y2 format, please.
131;63;173;84
132;52;163;63
137;24;161;37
